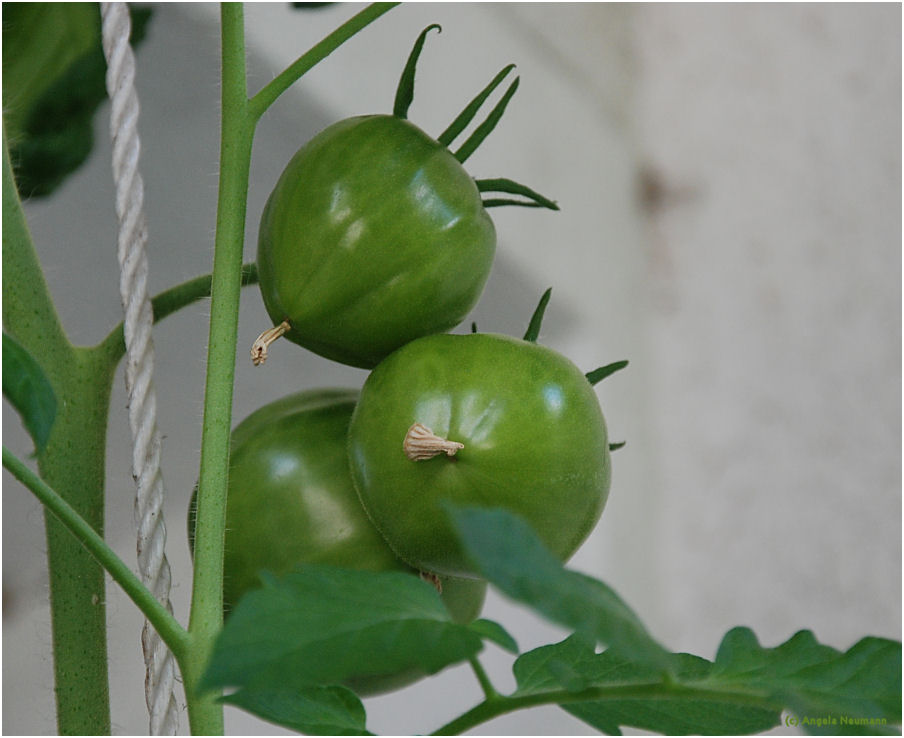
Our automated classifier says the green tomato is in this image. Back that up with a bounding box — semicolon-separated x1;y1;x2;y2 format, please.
188;389;486;695
255;114;496;369
348;333;611;579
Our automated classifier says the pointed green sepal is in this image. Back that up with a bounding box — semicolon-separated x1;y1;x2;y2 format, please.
471;321;478;334
609;441;626;452
523;288;552;342
482;198;543;208
476;178;559;210
586;360;629;386
437;64;516;147
393;24;441;119
453;76;520;164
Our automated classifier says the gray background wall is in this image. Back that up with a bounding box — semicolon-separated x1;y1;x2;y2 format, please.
3;3;900;735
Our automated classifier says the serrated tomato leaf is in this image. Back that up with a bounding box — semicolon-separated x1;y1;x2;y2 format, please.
511;628;901;736
221;684;370;736
3;332;57;454
711;627;901;735
201;565;484;695
446;505;669;669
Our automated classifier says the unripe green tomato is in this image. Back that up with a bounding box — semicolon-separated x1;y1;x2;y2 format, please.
348;333;611;579
188;389;486;695
257;114;496;369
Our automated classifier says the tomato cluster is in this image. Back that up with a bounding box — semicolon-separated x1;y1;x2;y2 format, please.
194;25;621;698
188;389;486;695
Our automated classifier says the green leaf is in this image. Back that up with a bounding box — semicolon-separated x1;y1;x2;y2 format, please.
522;287;552;342
711;627;901;735
437;64;516;147
3;331;57;454
2;3;152;198
201;565;484;694
515;636;779;735
468;618;519;654
453;76;520;164
476;177;559;211
586;360;629;386
511;628;901;736
393;24;441;120
221;684;371;736
447;506;669;669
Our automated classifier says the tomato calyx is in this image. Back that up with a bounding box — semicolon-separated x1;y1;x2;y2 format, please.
393;24;441;120
397;25;558;208
522;287;629;452
250;319;291;366
403;422;464;461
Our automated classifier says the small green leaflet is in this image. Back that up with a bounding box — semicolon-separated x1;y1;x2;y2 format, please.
447;505;669;669
201;564;486;733
512;628;901;736
221;684;371;736
3;332;57;454
468;618;519;654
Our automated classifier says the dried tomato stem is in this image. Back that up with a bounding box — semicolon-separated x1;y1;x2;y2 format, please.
251;320;290;366
404;423;464;461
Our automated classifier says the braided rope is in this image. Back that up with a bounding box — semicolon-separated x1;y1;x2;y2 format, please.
100;4;178;734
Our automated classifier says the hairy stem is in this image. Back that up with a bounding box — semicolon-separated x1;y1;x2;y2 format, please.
3;129;113;734
185;6;402;731
3;446;190;661
183;4;253;734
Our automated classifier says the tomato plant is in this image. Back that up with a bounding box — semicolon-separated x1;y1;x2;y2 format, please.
348;329;611;578
252;24;557;369
2;4;898;737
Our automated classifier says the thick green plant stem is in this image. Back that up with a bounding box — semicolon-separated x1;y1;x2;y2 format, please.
3;130;113;735
3;446;190;662
183;5;253;734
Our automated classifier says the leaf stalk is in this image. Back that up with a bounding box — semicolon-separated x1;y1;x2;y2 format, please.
248;3;399;122
431;681;783;736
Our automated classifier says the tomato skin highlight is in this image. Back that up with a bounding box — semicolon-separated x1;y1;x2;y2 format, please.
188;389;486;695
348;333;611;579
257;114;496;369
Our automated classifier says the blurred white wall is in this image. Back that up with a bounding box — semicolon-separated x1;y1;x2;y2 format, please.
2;3;899;735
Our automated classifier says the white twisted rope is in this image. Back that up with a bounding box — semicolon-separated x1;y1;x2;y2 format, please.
100;4;178;735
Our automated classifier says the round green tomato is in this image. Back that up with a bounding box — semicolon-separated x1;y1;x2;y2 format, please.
257;114;496;369
348;333;611;579
188;389;486;694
